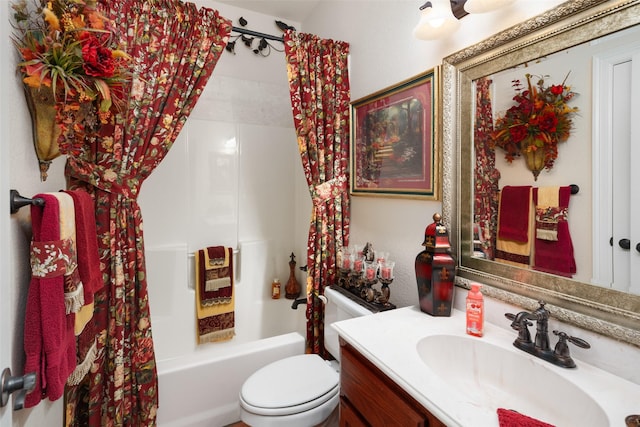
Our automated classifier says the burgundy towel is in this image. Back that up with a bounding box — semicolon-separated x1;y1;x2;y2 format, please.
24;194;77;407
532;187;576;277
63;189;102;302
497;408;555;427
498;186;532;242
197;246;232;306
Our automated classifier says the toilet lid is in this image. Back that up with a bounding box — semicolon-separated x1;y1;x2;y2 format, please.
240;354;339;412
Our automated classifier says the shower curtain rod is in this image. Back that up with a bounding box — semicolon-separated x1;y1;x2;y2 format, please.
231;26;284;42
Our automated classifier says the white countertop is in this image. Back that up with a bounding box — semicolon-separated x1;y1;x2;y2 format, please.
332;305;640;427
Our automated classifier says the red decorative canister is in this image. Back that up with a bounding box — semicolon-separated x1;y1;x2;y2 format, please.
415;213;456;316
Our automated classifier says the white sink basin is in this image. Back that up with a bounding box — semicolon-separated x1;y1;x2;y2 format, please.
416;334;608;426
332;306;640;426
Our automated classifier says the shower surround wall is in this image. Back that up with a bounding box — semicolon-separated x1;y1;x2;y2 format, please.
137;6;311;423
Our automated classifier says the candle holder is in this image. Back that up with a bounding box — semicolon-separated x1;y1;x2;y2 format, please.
362;262;378;302
377;260;395;304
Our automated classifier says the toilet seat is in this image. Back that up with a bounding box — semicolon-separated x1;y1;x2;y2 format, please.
240;354;340;426
239;354;339;418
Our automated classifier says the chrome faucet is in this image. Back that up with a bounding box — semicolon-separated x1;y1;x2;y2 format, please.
505;301;590;368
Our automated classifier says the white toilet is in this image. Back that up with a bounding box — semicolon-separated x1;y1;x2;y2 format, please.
239;287;374;427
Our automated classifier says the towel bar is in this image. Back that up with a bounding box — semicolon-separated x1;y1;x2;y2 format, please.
9;190;45;214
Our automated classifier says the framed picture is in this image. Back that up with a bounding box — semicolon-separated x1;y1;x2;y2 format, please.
350;68;440;200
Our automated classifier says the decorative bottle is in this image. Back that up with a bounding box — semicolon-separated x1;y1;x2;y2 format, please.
271;278;281;299
415;213;456;316
466;283;484;337
285;252;301;299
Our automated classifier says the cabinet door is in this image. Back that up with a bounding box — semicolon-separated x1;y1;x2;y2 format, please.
340;341;437;427
340;398;368;427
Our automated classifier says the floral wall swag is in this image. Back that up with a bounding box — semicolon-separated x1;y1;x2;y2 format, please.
11;0;130;180
491;73;579;180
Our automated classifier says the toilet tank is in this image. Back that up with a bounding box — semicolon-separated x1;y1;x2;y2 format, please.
324;287;374;362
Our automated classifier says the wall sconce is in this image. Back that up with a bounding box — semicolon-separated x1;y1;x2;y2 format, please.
413;0;461;40
413;0;518;40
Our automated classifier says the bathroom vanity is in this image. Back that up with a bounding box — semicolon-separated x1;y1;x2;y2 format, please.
339;339;445;426
333;306;640;427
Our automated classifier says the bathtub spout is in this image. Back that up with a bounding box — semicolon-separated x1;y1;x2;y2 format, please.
291;297;307;310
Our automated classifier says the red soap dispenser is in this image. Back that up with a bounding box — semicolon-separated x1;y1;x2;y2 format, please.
415;213;456;316
466;283;484;337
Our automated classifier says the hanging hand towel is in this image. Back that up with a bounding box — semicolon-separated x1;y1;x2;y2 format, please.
63;190;102;334
24;193;77;408
62;190;103;386
195;247;235;344
532;187;576;277
495;186;533;268
497;408;555;427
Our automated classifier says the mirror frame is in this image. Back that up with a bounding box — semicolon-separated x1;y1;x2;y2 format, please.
442;0;640;346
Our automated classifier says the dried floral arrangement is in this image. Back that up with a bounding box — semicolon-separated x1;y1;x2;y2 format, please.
491;73;579;178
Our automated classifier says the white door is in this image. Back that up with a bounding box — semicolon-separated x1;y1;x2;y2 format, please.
593;39;640;295
1;0;15;423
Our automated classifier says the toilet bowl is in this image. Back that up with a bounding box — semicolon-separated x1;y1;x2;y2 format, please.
239;287;373;426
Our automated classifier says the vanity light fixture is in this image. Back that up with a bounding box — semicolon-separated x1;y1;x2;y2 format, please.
413;0;518;40
413;0;461;40
464;0;517;13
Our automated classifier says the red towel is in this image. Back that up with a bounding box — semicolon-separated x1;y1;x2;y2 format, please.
532;187;576;277
497;408;555;427
24;194;77;407
498;186;532;242
63;189;102;303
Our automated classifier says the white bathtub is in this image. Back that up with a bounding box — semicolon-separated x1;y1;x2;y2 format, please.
156;332;305;427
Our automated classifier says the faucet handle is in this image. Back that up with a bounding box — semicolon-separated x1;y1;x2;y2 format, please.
504;312;533;326
552;330;590;368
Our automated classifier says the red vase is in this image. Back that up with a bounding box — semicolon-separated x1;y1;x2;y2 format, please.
415;213;456;316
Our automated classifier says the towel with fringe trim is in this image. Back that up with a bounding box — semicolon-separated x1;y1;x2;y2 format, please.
60;190;103;386
195;247;235;344
532;186;576;277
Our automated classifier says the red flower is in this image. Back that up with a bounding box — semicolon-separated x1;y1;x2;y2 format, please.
508;124;528;143
536;109;559;133
550;84;564;95
81;34;116;78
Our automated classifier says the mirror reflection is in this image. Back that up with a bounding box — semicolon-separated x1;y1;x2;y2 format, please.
471;24;640;295
443;0;640;344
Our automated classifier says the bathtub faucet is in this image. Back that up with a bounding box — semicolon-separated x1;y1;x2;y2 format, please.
291;297;307;310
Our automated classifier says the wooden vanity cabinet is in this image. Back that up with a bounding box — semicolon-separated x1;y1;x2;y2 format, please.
339;338;446;427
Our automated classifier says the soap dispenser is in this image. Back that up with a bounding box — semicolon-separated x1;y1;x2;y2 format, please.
415;213;456;316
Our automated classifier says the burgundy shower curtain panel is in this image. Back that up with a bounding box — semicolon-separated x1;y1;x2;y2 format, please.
62;1;231;425
284;30;351;356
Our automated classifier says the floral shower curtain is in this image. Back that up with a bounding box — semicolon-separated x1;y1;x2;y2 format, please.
474;77;501;259
284;31;351;355
62;1;230;425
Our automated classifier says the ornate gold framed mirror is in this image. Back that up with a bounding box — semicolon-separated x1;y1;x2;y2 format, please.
442;0;640;346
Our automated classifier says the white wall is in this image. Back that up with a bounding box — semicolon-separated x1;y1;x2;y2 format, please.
300;0;568;308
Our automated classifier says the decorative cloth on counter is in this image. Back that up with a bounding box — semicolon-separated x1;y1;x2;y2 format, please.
495;186;533;268
62;190;103;386
497;408;555;427
532;186;576;277
195;247;235;344
24;194;77;408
